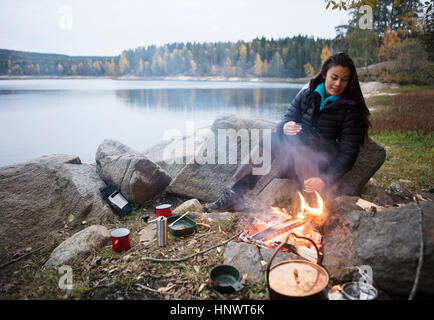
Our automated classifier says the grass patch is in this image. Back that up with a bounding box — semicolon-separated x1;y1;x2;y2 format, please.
369;131;433;191
365;85;433;192
366;86;434;133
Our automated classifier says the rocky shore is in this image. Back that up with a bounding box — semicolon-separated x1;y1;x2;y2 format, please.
1;81;433;300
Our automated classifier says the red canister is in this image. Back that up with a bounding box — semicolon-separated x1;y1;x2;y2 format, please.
110;228;131;252
155;204;172;218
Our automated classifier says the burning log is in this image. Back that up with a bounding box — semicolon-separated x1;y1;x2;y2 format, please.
250;218;311;242
239;190;326;264
239;233;320;264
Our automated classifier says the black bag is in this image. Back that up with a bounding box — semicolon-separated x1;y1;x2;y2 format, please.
99;185;132;217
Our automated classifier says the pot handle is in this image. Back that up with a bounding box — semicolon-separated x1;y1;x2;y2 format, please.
290;233;322;265
266;232;322;285
266;233;292;288
231;282;244;292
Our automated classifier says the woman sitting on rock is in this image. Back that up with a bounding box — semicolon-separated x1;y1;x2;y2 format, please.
205;52;371;211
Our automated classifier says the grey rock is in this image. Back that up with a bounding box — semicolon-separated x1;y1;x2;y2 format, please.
322;200;434;296
361;179;395;206
0;154;114;265
44;225;110;267
95;139;171;204
329;195;366;214
419;188;434;201
158;115;385;202
222;240;302;285
139;223;157;243
223;241;263;282
165;115;276;202
336;138;386;196
385;181;414;203
173;199;203;214
202;211;235;222
245;178;300;212
260;247;300;266
143;127;212;179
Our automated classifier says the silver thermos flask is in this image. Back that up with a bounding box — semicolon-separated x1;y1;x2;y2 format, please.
157;216;167;247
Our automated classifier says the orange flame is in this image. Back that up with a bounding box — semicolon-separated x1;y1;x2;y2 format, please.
296;191;324;219
270;206;292;220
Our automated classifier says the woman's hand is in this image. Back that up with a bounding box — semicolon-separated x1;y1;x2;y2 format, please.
304;177;325;193
283;121;302;136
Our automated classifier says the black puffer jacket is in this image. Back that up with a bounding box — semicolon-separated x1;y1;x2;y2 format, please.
276;80;364;186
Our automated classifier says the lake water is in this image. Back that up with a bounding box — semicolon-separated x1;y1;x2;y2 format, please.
0;79;303;166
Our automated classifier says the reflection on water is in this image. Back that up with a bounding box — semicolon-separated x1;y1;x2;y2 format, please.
115;88;297;121
0;80;303;166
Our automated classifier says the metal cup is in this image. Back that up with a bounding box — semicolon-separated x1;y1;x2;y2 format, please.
156;216;167;247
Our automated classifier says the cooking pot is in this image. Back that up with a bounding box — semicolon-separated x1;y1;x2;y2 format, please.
266;233;329;300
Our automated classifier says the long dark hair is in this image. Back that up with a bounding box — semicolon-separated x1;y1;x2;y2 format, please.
311;52;371;146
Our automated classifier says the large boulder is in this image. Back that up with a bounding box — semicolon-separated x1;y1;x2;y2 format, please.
322;199;434;297
164;115;276;202
143;127;212;179
0;154;114;265
223;241;263;282
223;241;301;283
95;139;171;204
44;225;110;268
157;115;385;202
335;138;386;196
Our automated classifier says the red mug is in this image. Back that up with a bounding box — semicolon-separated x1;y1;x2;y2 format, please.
155;204;172;218
110;228;131;252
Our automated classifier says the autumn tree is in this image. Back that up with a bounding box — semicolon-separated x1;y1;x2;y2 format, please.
57;63;64;75
118;52;130;75
254;53;263;76
304;62;315;77
138;58;144;75
190;59;197;75
222;57;233;76
320;45;331;65
397;9;422;39
7;58;11;74
104;59;116;76
378;27;401;60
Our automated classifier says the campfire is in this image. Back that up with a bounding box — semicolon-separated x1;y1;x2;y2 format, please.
239;191;326;264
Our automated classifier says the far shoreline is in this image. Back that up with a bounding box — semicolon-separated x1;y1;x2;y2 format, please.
0;74;310;83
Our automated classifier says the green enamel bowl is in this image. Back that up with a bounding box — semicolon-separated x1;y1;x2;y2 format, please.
167;215;197;236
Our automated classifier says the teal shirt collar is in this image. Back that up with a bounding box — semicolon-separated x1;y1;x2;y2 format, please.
314;82;342;111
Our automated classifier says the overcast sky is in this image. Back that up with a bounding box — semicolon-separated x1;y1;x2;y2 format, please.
0;0;351;57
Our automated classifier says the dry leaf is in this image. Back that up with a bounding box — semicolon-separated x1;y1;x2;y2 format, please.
416;194;425;201
188;239;197;246
194;266;200;273
198;283;206;293
241;273;248;285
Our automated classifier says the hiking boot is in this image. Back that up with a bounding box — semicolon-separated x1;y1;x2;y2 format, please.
205;187;246;212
